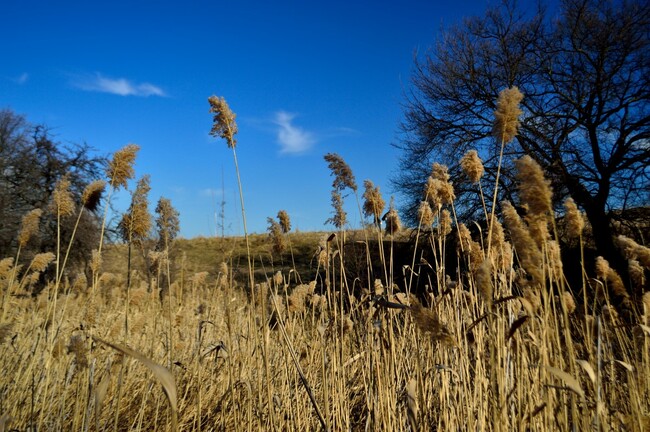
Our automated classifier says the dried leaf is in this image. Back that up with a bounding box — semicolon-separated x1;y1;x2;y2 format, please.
506;316;528;341
544;365;585;398
406;379;419;432
614;360;633;372
93;337;178;422
576;360;596;385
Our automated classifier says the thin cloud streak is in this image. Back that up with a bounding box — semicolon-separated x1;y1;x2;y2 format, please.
73;73;166;97
200;188;223;197
15;73;29;84
273;111;315;154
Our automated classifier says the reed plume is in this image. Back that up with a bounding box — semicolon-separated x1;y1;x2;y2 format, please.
29;252;56;273
362;180;385;224
277;210;291;233
326;190;347;229
107;144;139;189
439;209;452;236
493;86;524;143
324;153;357;192
410;300;454;346
514;155;552;218
49;174;75;217
563;198;584;239
460;150;484;183
475;259;494;307
267;217;286;255
81;180;106;212
502;201;543;285
417;201;435;227
595;256;628;299
384;199;402;236
18;209;42;248
615;235;650;269
208;96;238;148
119;175;152;244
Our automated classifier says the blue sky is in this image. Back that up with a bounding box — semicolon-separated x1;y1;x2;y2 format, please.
2;0;498;238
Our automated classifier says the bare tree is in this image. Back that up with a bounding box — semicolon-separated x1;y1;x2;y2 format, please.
0;109;106;277
395;0;649;287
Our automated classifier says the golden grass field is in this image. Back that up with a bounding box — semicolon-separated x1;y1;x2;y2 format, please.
1;92;649;431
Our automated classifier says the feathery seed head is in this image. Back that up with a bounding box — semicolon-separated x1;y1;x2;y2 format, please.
628;260;645;290
155;197;180;247
562;291;577;314
324;153;357;192
475;259;494;306
119;175;152;243
107;144;139;190
417;201;434;227
515;155;552;217
502;201;543;284
410;300;455;346
0;258;14;278
595;256;627;299
18;209;42;247
49;174;75;217
81;180;106;212
424;177;455;209
439;209;452;236
616;235;650;269
493;86;524;143
460;150;484;183
208;95;238;148
90;249;102;274
362;180;385;224
30;252;56;273
326;190;347;229
384;198;402;236
563;198;584;239
277;210;291;233
431;163;450;182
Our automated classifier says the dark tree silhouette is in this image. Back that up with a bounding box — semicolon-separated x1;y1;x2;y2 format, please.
395;0;649;286
0;109;106;275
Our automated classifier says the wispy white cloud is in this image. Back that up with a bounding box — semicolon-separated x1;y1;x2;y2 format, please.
73;73;166;97
200;188;223;198
273;111;315;154
15;73;29;84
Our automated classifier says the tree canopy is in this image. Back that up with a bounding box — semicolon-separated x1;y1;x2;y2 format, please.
395;0;649;284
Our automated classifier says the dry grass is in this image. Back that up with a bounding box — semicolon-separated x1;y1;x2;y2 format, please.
0;98;648;431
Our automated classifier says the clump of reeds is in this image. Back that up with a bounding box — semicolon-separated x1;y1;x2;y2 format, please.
267;217;286;255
